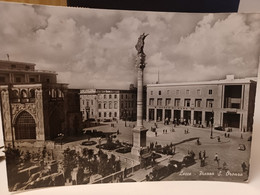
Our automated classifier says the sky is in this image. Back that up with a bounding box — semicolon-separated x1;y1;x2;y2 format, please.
0;2;260;89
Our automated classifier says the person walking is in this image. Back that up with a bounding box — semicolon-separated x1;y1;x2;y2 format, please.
203;150;206;158
199;151;202;160
214;153;220;169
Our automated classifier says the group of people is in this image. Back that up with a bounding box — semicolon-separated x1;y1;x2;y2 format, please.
184;129;190;134
224;133;231;138
199;150;207;167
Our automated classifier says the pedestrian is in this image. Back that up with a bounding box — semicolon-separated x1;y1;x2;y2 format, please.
227;133;230;138
241;162;247;172
203;150;206;158
214;153;219;161
224;133;226;138
218;136;221;142
241;133;243;139
117;129;119;135
200;157;205;167
155;131;157;137
166;129;167;134
214;153;220;168
199;151;202;160
223;162;227;170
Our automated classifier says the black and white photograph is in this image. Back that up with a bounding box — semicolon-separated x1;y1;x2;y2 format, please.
0;1;260;192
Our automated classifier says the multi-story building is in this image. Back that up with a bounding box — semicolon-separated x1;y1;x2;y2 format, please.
0;60;82;148
79;87;137;122
146;75;257;131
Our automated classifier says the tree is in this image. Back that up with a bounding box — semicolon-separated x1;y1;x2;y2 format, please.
63;148;78;179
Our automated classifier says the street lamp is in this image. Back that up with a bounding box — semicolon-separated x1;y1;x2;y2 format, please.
124;109;127;127
210;111;214;139
58;133;64;146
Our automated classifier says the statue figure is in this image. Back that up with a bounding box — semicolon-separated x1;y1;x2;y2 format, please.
135;33;149;54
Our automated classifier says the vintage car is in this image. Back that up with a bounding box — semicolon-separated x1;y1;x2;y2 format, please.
214;126;225;131
182;155;195;167
238;144;246;151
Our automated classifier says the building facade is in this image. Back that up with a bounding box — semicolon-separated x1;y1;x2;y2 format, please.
0;60;82;148
79;88;137;122
146;75;257;131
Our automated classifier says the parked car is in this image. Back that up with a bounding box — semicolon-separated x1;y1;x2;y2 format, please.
214;126;224;131
238;144;246;151
182;155;195;167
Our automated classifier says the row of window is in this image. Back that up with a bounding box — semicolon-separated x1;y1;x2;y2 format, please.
101;94;118;99
121;94;135;99
11;89;35;99
121;101;135;109
82;99;94;106
82;100;135;109
98;112;118;118
0;76;38;83
149;98;214;108
98;102;118;109
10;64;31;70
150;89;213;96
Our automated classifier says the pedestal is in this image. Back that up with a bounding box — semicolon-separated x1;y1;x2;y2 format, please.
131;126;148;156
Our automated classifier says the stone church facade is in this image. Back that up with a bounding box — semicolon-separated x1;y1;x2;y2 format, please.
0;60;81;148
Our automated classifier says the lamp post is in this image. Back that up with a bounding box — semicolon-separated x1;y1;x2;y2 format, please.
124;108;127;127
58;133;64;146
210;111;214;139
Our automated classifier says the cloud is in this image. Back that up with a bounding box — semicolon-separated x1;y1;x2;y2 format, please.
0;2;259;89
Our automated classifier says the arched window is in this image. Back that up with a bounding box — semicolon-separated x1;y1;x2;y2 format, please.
30;89;35;98
58;89;62;98
109;102;112;109
15;111;36;139
114;102;118;109
51;89;57;98
109;112;112;117
21;89;28;98
114;112;117;117
11;90;19;99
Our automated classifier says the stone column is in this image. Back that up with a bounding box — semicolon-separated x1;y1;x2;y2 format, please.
180;109;184;122
131;33;149;157
154;108;157;123
171;109;174;122
202;111;206;127
162;108;165;123
191;110;194;125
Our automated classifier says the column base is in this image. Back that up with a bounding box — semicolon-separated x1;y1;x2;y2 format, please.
131;126;148;157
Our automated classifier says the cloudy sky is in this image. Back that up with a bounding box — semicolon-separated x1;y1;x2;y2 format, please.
0;2;260;89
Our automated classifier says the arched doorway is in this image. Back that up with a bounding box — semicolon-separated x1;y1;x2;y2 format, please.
15;111;36;139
